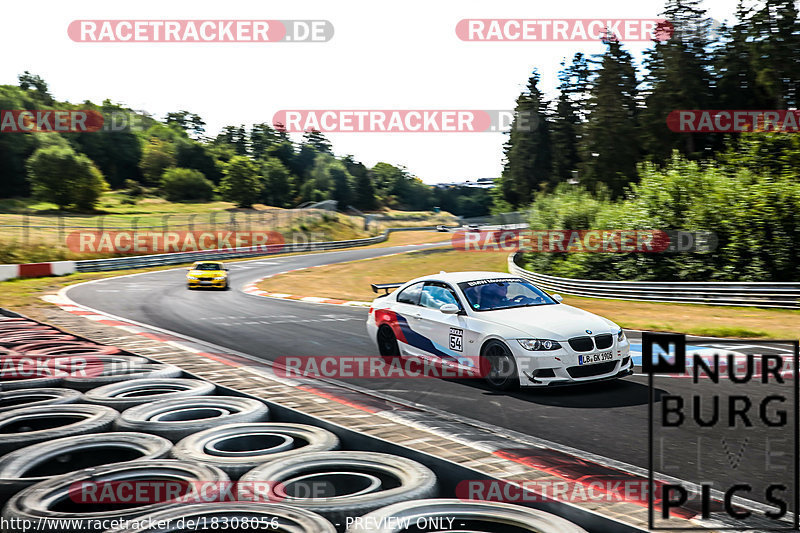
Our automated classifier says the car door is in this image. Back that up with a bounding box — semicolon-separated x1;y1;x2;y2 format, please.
415;282;479;369
389;281;425;356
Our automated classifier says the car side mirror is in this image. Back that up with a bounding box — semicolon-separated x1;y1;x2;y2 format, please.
440;303;460;314
551;294;563;303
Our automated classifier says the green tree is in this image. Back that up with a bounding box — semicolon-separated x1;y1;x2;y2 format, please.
17;71;53;105
640;0;715;162
499;72;552;207
165;110;206;138
551;54;589;185
579;42;640;197
160;168;214;201
26;144;108;211
139;138;176;184
261;158;292;207
344;156;377;210
250;123;285;160
217;155;262;208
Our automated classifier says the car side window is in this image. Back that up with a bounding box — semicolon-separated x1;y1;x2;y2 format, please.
396;282;423;305
420;282;461;310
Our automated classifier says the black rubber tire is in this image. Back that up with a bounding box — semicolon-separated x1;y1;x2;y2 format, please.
239;451;438;526
171;423;340;478
115;396;269;442
0;376;63;390
345;499;588;532
0;388;82;413
83;378;215;410
479;340;520;391
376;325;400;363
99;503;337;532
2;460;229;533
64;362;183;392
0;404;118;454
0;432;172;504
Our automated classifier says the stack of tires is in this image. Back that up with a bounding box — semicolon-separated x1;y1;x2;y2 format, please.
0;315;586;532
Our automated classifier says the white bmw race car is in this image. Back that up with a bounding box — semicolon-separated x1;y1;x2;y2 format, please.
366;271;632;390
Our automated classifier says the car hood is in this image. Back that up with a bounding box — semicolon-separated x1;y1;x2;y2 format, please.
477;304;617;340
188;270;226;276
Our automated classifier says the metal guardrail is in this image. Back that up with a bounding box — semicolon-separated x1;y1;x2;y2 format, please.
75;227;437;272
508;253;800;309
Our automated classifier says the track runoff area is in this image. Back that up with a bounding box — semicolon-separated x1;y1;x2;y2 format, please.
63;241;800;531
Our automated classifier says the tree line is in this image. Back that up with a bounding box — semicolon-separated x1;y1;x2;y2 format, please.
0;77;490;216
496;0;800;208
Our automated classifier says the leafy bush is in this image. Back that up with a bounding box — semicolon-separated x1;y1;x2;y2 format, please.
217;156;261;208
521;151;800;282
26;145;109;211
160;168;214;202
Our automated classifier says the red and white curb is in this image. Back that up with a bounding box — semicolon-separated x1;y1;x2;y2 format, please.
0;261;76;282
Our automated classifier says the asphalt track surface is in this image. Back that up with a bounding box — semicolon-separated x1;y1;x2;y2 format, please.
67;243;798;512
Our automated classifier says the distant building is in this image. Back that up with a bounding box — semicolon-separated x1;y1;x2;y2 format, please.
433;178;496;189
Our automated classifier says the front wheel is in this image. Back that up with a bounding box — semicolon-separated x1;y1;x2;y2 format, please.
377;325;400;363
480;340;519;391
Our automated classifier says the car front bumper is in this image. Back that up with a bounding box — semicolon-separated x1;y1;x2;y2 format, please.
187;279;227;289
511;339;633;387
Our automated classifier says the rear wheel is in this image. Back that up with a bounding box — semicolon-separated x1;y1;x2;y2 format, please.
377;325;400;363
480;340;519;391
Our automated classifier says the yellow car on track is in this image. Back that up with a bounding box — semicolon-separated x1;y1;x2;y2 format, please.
186;261;229;290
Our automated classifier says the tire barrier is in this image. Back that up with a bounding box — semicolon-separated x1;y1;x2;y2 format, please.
62;361;183;392
0;404;118;454
0;312;596;533
1;460;229;533
0;375;63;390
170;423;340;478
0;432;172;503
239;451;438;527
84;378;216;410
0;332;76;347
10;341;120;356
115;396;270;442
100;503;337;533
0;388;83;413
345;499;589;532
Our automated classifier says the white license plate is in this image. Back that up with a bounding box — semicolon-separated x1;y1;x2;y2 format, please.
578;351;614;365
200;281;212;285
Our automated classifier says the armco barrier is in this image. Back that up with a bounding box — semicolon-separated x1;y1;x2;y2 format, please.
0;228;436;281
508;252;800;309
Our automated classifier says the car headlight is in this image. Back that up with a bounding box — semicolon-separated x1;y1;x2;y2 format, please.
213;276;226;280
187;276;198;280
517;339;562;351
617;329;626;342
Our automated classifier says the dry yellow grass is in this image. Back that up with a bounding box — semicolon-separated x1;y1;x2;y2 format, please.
258;249;800;339
258;248;514;302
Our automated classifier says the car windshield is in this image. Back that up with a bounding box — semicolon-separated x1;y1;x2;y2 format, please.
194;263;222;271
458;278;556;311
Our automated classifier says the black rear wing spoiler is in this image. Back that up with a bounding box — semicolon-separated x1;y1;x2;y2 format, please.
371;282;403;296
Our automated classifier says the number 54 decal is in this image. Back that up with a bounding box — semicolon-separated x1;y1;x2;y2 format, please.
449;327;463;352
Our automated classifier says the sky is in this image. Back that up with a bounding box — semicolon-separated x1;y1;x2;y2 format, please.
2;0;741;183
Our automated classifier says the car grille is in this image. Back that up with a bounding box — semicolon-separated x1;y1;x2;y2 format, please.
199;277;213;281
568;336;594;352
567;361;617;378
594;334;613;349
